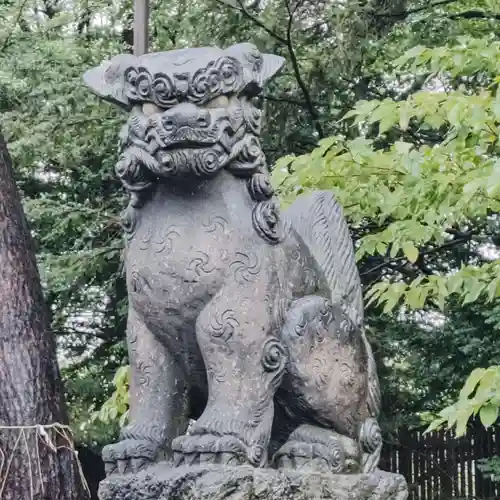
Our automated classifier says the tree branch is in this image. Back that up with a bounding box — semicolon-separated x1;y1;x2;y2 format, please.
377;0;460;20
284;0;324;138
217;0;324;138
360;232;474;278
264;94;326;107
214;0;287;44
0;0;30;52
448;10;500;20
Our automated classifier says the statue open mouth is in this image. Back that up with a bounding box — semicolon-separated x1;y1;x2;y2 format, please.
131;111;246;179
145;125;221;153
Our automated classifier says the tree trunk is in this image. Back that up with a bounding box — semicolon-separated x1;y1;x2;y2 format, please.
0;132;89;500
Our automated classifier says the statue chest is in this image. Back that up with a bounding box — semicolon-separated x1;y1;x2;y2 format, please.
125;202;234;328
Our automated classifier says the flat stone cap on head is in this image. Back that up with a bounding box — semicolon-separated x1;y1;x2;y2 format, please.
83;42;285;110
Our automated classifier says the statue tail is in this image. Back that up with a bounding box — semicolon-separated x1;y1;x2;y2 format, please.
286;191;382;459
286;191;363;327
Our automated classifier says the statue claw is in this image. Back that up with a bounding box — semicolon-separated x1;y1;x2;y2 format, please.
273;440;346;474
171;433;249;467
102;439;160;476
173;451;184;467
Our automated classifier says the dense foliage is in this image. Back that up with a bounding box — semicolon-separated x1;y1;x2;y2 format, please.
1;0;500;451
270;5;500;438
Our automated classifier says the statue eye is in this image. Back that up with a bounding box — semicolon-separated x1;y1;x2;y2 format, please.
251;95;264;109
162;117;175;131
197;116;209;127
205;95;229;109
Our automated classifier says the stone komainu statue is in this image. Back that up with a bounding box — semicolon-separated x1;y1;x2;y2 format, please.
84;43;382;476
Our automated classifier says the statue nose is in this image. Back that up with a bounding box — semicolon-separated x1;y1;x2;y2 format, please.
162;103;211;130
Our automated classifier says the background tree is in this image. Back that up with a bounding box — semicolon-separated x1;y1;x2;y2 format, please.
0;131;89;499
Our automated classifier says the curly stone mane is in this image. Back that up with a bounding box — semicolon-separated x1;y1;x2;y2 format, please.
84;43;286;244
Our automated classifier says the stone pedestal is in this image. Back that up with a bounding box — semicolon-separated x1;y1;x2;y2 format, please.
98;464;408;500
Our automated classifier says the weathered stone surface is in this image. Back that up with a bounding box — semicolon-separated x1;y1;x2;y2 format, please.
83;41;407;500
98;464;408;500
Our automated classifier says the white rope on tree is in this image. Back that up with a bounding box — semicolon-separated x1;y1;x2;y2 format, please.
0;423;90;500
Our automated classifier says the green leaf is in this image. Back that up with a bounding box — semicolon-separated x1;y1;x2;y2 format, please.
455;407;473;437
479;404;499;428
460;368;486;398
447;273;464;294
402;241;419;263
399;103;412;131
425;417;446;434
475;368;498;400
119;410;130;427
462;278;486;305
492;92;500;121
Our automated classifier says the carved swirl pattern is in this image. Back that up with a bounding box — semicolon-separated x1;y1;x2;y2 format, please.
153;225;181;254
139;225;153;251
136;360;152;388
202;215;228;234
157;144;229;178
123;57;244;107
328;442;346;473
229;252;261;284
115;141;157;237
312;357;329;390
188;251;216;276
129;269;151;295
339;361;356;390
243;47;263;72
336;316;356;342
247;444;266;467
252;200;288;245
261;338;287;373
209;309;240;342
152;74;177;107
359;418;382;454
205;356;228;383
248;172;274;201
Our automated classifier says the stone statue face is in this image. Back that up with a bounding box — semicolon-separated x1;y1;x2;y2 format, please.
84;43;285;183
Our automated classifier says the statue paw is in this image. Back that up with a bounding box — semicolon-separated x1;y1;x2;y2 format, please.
273;440;346;473
102;439;161;476
171;434;257;467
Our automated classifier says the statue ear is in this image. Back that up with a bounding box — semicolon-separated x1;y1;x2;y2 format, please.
83;54;137;109
260;54;285;83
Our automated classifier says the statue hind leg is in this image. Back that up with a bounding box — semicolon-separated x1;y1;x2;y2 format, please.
172;274;287;467
102;307;190;475
273;420;382;474
275;295;382;474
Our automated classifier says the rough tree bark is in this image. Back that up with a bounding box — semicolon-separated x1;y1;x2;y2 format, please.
0;131;89;500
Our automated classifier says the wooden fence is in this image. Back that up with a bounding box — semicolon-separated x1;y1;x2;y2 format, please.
380;423;500;500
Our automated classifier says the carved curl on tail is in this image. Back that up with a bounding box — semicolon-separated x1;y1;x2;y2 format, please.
359;418;383;473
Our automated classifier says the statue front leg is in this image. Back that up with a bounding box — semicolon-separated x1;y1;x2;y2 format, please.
172;282;286;467
102;307;189;475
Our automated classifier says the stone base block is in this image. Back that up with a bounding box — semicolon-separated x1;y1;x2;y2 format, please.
98;463;408;500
